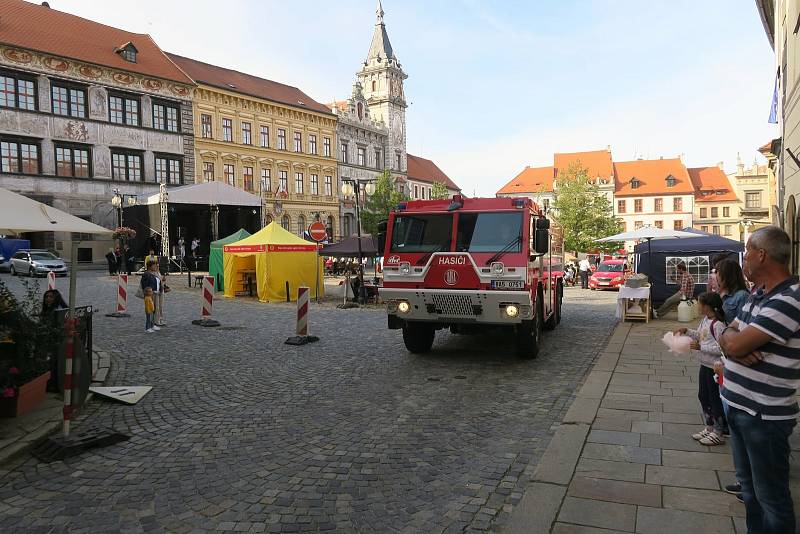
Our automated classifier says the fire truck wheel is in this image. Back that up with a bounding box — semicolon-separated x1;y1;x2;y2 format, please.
516;302;543;359
402;323;435;353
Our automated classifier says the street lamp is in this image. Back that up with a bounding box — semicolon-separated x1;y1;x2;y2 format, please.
341;178;376;304
111;188;137;273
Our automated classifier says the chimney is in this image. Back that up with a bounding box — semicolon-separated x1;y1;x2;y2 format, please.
717;161;724;170
41;1;50;7
679;153;685;162
606;144;611;152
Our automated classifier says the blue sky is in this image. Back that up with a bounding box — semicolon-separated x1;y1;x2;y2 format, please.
59;0;776;196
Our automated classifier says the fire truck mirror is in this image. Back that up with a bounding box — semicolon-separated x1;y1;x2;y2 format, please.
535;218;551;230
376;220;388;253
534;229;549;255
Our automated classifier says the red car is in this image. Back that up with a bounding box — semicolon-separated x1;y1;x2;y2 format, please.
589;259;629;290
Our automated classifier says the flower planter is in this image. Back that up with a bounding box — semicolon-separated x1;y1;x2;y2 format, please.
0;372;51;417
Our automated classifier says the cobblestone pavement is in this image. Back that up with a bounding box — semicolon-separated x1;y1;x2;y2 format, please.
0;272;618;533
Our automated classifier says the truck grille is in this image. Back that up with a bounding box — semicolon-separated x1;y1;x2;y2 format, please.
429;293;477;316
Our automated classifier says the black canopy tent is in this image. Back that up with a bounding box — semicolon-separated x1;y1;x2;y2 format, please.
321;235;378;258
634;229;744;305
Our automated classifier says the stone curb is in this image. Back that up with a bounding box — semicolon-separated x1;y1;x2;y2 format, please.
502;321;629;533
0;349;113;466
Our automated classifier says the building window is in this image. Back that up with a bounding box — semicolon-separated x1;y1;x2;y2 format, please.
324;175;332;196
723;206;730;217
243;166;254;191
630;178;640;189
713;225;720;235
617;199;626;213
222;118;233;142
654;198;663;212
343;215;351;237
308;134;317;155
340;142;348;163
295;172;304;194
242;122;252;145
711;207;718;218
201;114;213;138
55;143;90;178
421;187;426;200
281;215;290;230
277;129;286;150
1;137;39;174
310;174;318;195
203;162;214;182
260;125;269;148
666;175;677;187
414;185;419;199
279;170;288;192
700;207;707;218
357;146;366;166
701;225;709;232
724;224;732;236
634;221;643;230
323;137;331;157
111;150;142;181
109;93;139;125
634;199;643;213
293;132;302;153
326;215;334;239
153;101;179;132
375;149;382;169
155;155;182;185
0;72;37;110
673;197;683;211
224;164;235;186
396;153;401;170
745;192;761;208
51;83;86;118
654;220;663;229
297;215;306;236
261;168;270;192
674;220;683;230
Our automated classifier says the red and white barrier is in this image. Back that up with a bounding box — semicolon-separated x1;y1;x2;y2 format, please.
296;286;309;335
47;271;56;291
62;317;75;436
202;275;214;317
116;274;128;313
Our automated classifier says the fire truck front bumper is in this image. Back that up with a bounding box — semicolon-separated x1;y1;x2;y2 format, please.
380;288;534;327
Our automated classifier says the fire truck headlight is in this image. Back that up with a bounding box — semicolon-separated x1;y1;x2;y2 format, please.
504;304;519;318
491;262;504;275
397;300;411;314
399;262;411;275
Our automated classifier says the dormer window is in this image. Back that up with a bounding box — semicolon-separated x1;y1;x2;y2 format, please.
630;177;641;189
665;175;677;187
115;42;138;63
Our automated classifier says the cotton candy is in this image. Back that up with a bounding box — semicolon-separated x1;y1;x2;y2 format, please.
662;332;692;354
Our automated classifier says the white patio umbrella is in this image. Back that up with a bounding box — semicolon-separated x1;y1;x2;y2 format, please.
597;226;698;274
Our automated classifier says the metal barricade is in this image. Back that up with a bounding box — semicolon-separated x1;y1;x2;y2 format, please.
55;306;93;408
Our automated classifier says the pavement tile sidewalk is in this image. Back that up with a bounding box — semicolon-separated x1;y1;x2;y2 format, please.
504;315;800;534
0;349;111;464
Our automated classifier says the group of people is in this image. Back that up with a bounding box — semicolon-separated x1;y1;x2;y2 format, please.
668;226;798;533
104;246;135;276
324;257;367;277
139;257;169;333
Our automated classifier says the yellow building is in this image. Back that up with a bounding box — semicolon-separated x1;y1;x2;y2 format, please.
688;166;742;241
729;157;777;242
167;53;339;238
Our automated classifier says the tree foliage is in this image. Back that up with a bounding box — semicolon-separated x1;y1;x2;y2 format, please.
429;182;449;200
361;171;408;236
552;162;623;253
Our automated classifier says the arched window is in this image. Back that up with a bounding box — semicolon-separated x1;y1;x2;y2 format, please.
281;215;290;230
371;80;376;92
357;102;363;120
297;215;306;236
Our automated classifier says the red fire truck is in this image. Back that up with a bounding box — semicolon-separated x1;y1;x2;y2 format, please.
377;195;563;358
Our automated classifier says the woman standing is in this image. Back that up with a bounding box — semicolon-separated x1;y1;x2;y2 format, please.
140;261;161;331
715;259;749;324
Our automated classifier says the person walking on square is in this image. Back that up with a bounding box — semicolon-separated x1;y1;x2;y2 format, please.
719;226;800;534
675;292;727;445
578;257;591;289
105;248;117;276
143;287;155;333
654;262;694;318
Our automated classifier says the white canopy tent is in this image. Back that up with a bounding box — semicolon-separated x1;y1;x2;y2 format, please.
597;226;698;274
142;181;261;207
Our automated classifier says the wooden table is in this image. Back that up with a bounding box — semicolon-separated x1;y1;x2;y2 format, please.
617;286;651;323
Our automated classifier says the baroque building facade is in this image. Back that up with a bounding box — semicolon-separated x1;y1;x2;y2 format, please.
167;54;339;240
0;0;194;263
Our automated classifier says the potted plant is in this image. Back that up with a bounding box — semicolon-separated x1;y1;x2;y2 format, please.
0;279;62;417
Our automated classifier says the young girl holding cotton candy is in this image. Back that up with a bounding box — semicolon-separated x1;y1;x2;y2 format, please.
674;292;728;446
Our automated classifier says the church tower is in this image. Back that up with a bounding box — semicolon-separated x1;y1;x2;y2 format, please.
357;1;408;184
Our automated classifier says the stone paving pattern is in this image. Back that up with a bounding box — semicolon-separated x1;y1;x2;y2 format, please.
505;316;800;534
0;273;618;532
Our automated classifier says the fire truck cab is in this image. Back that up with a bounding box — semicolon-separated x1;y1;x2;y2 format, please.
377;195;563;358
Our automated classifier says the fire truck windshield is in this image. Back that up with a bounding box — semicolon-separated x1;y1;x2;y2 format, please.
456;212;523;253
390;214;453;253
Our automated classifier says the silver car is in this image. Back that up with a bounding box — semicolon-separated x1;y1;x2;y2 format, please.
9;250;68;277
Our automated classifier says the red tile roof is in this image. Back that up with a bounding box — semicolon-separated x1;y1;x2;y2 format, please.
496;166;555;195
554;150;613;180
613;158;694;197
166;53;332;115
0;0;191;84
406;154;460;191
688;166;740;203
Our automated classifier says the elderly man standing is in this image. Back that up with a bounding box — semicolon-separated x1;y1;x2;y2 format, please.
654;261;694;318
719;226;799;534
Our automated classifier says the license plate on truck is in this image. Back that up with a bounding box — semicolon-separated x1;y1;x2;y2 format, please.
491;280;524;289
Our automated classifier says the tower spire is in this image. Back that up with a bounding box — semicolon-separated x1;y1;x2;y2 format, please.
376;0;384;24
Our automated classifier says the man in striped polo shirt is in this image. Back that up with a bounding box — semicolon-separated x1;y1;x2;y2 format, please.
720;226;799;534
